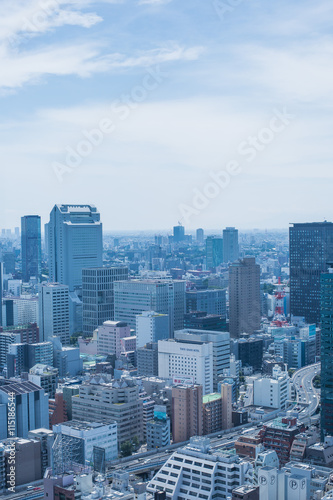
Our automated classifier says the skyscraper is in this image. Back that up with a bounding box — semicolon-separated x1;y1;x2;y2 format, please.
136;311;169;348
229;257;261;338
82;266;128;337
196;228;204;244
21;215;42;282
39;283;70;344
321;264;333;439
223;227;239;263
290;222;333;324
48;205;103;291
171;385;203;443
114;279;185;337
173;224;185;243
206;236;223;268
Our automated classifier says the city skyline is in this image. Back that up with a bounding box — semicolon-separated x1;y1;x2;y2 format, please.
1;1;332;230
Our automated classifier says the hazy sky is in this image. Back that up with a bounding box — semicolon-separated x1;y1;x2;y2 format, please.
1;0;332;231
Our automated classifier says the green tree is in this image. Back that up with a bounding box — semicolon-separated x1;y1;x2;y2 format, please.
120;441;133;457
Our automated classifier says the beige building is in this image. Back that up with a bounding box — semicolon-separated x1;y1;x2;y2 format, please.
172;385;203;443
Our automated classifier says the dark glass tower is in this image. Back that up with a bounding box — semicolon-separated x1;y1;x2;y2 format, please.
289;222;333;324
321;265;333;439
21;215;42;282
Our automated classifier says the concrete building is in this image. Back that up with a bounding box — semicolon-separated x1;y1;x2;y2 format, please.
221;380;233;430
136;311;169;348
0;379;49;439
82;266;128;337
229;257;261;338
202;393;222;435
147;436;254;499
29;364;58;398
172;385;203;443
232;486;259;500
97;320;132;357
253;365;290;410
259;417;300;466
4;438;42;486
174;329;230;391
2;296;39;327
49;391;68;427
137;342;159;377
62;385;80;420
49;336;83;377
48;204;103;292
28;428;54;475
146;405;170;450
39;283;70;344
7;341;54;377
0;331;21;368
114;279;185;337
158;338;213;395
72;377;143;445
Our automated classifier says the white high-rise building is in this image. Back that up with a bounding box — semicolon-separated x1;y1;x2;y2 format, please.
174;329;230;391
136;311;169;348
253;365;290;409
39;283;70;344
48;205;103;292
114;279;185;337
158;338;213;394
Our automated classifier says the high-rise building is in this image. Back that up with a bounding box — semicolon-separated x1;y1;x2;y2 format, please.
221;380;233;430
186;288;227;316
158;338;213;394
174;329;230;391
171;385;203;443
97;320;132;357
72;377;143;445
173;225;185;243
229;257;261;338
206;236;223;268
21;215;42;283
7;341;53;377
82;266;128;337
48;204;103;291
290;222;333;324
114;279;185;337
0;379;49;439
136;311;169;348
321;265;333;439
146;405;170;451
28;364;58;399
223;227;239;263
39;283;70;344
196;228;204;244
137;342;159;377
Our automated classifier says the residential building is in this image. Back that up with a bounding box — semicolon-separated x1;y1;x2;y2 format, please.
21;215;42;282
28;428;55;475
114;279;185;337
158;338;213;395
229;257;261;338
223;227;239;263
171;385;203;443
147;405;170;450
202;393;222;435
174;329;230;391
136;311;169;348
49;391;68;427
82;266;128;337
147;436;254;499
259;417;300;466
253;365;290;410
39;283;70;344
48;204;103;291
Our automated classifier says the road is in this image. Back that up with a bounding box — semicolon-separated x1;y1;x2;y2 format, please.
292;362;320;420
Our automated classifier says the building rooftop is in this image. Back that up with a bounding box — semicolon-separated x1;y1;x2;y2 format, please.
203;393;222;404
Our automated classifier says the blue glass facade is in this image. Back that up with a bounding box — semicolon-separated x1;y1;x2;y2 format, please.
21;215;42;282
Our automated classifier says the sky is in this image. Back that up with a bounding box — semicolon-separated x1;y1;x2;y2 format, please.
1;0;333;231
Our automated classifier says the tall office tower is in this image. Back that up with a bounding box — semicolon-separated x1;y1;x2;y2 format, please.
229;257;261;338
171;385;203;443
39;283;70;344
174;329;230;391
97;320;131;357
186;288;227;316
0;379;49;438
223;227;239;263
206;236;223;268
3;252;16;274
48;204;103;291
82;266;128;337
7;341;54;377
0;262;3;327
321;264;333;439
72;377;143;445
290;222;333;324
221;380;233;430
173;224;185;243
196;228;204;244
136;311;169;348
21;215;42;283
0;331;21;368
158;338;213;394
114;279;185;337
